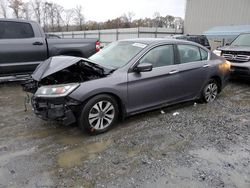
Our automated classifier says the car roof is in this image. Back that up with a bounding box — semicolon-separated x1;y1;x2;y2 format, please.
119;38;205;47
171;34;207;38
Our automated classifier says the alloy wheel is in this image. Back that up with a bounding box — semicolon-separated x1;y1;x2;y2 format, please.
88;101;115;130
204;83;218;102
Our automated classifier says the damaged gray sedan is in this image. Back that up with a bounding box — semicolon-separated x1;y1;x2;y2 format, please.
23;39;231;134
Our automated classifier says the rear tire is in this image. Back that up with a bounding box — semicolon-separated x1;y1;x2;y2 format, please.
201;79;219;103
78;94;119;135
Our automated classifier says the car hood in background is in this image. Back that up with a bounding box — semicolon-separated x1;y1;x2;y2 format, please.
32;56;110;81
218;45;250;52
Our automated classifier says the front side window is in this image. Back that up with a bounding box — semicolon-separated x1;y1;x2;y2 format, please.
139;45;174;68
178;45;202;64
0;21;34;39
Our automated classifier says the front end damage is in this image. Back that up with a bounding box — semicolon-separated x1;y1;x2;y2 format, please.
22;56;112;125
31;96;80;125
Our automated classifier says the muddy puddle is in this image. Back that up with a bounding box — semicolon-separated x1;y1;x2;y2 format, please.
58;139;112;168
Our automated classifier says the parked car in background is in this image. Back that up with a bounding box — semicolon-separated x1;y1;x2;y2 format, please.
214;33;250;79
0;19;100;81
169;34;211;50
23;38;230;135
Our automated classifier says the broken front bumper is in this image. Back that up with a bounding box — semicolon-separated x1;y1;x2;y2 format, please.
31;96;81;125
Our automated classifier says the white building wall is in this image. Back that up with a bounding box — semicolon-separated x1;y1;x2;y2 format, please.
184;0;250;35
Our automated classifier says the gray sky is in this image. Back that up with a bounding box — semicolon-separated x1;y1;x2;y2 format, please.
50;0;186;22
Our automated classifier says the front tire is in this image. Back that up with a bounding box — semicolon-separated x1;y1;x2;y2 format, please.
201;79;219;103
78;94;119;135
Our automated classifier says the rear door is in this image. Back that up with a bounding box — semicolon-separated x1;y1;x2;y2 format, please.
127;44;182;113
176;44;210;99
0;21;47;76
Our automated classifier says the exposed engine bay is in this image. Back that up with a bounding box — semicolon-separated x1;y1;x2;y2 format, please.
40;63;102;85
22;57;112;94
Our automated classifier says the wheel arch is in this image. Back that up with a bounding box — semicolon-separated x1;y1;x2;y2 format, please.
210;75;222;93
81;92;127;119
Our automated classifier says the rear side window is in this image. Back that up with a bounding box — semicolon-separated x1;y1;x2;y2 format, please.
178;45;201;64
200;48;208;60
0;21;34;39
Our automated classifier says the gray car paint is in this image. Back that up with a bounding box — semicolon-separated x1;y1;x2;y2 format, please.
52;39;229;116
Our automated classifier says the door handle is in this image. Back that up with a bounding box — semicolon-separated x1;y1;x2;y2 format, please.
33;41;43;45
203;64;211;68
169;70;179;74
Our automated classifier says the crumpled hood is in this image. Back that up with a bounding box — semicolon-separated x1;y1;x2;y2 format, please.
32;56;105;81
218;45;250;52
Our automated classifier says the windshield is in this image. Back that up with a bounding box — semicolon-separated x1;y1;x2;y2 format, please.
89;41;147;68
231;33;250;46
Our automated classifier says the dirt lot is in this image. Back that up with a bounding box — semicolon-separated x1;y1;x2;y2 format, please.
0;81;249;188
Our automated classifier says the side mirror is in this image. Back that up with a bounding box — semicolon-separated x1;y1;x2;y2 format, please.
134;63;153;72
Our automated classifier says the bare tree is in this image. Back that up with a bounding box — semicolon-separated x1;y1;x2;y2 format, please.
55;4;64;31
8;0;23;18
120;14;129;27
127;11;135;23
164;15;175;28
63;9;74;31
22;2;31;20
153;12;161;27
119;12;135;28
43;2;56;31
173;17;184;30
74;5;84;30
42;2;50;31
31;0;42;24
0;0;8;18
48;3;54;31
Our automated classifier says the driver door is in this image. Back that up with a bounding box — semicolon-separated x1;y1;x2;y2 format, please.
127;44;181;113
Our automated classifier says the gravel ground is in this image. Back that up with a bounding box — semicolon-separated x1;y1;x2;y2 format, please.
0;81;249;188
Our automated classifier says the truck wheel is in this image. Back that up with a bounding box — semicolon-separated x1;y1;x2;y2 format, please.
78;94;119;135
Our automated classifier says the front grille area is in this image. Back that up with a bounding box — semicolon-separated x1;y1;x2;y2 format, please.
222;51;250;62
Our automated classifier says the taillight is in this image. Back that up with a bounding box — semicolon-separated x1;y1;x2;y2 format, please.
96;41;101;52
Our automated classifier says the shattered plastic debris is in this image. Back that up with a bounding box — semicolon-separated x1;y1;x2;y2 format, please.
172;112;180;116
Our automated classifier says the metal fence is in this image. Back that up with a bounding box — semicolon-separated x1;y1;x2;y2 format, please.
50;27;183;44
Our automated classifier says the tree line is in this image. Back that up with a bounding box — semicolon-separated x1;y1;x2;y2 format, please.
0;0;184;32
